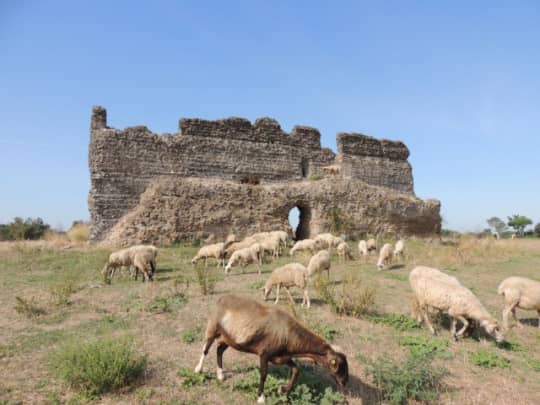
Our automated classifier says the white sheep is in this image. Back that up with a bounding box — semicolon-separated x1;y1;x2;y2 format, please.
409;266;504;342
336;241;354;261
358;240;368;257
270;230;289;251
393;239;405;258
191;242;227;267
225;243;262;274
102;245;158;283
263;263;310;307
289;239;318;256
258;235;281;260
498;276;540;329
314;233;342;253
225;236;257;257
307;250;331;279
376;243;393;270
321;164;341;175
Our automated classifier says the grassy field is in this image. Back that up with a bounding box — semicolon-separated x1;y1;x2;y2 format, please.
1;238;540;404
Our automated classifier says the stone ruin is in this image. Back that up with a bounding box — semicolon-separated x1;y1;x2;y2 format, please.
88;106;441;245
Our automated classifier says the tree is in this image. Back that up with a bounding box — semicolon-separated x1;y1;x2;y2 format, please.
486;217;507;238
507;215;532;237
535;223;540;238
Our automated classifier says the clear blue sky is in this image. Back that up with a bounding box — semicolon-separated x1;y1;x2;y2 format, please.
1;1;538;232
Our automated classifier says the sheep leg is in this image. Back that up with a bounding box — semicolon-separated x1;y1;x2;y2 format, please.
421;307;437;335
204;257;208;268
512;307;523;329
216;343;228;381
257;355;270;404
194;334;216;373
274;285;280;305
279;360;299;394
502;301;519;329
302;289;310;308
450;317;457;338
455;316;469;339
285;288;295;305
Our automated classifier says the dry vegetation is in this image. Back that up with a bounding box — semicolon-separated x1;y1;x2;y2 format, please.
1;237;540;404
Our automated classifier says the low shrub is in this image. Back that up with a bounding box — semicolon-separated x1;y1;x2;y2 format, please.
526;358;540;372
234;365;345;404
14;296;46;318
368;313;420;331
50;337;146;397
49;278;80;306
194;266;220;295
177;368;212;387
366;351;447;405
469;349;510;369
67;223;89;243
146;292;187;313
181;324;203;344
398;335;451;359
314;271;376;318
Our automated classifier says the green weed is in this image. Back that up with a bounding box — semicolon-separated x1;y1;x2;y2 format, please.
177;368;212;387
50;336;147;397
14;296;46;318
398;335;451;359
368;313;420;331
181;324;203;344
470;349;510;369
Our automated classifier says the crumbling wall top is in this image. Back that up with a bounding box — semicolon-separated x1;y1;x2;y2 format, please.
337;132;409;160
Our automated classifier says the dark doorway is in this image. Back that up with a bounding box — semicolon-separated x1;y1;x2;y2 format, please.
288;205;311;240
300;158;309;178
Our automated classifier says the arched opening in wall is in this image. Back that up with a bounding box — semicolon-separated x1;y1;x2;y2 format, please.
288;205;311;240
300;158;309;178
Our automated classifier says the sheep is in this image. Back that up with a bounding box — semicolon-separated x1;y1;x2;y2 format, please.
358;240;368;257
336;241;354;261
289;239;318;256
225;233;237;245
393;239;405;258
314;233;342;253
321;164;341;175
498;276;540;329
307;250;331;279
409;266;504;342
224;243;262;274
263;263;310;308
258;235;281;260
224;236;257;257
191;242;227;267
102;245;158;283
376;243;393;270
366;238;377;253
270;230;289;252
194;294;349;403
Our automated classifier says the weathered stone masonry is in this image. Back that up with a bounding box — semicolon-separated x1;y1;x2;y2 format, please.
88;106;440;245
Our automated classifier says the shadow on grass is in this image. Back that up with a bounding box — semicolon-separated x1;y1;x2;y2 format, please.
388;264;406;270
518;318;540;328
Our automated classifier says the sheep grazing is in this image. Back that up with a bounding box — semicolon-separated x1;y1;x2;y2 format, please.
409;266;504;342
263;263;310;308
102;244;158;283
270;230;289;251
191;242;227;267
307;250;331;279
321;164;341;175
336;241;354;261
498;276;540;329
358;240;368;257
376;243;393;270
314;233;342;253
194;294;348;403
225;236;257;257
224;243;261;274
366;238;377;253
289;239;317;256
258;235;281;261
393;239;405;258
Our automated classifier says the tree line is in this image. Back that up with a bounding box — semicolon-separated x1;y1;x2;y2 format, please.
487;215;539;238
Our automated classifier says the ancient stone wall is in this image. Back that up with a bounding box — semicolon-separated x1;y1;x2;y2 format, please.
88;106;438;244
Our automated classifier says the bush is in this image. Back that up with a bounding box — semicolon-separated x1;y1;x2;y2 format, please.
195;266;220;295
398;335;451;359
146;292;187;313
14;296;46;318
177;368;212;387
314;271;376;317
67;223;89;243
49;278;80;306
366;351;447;405
234;365;345;404
181;324;203;344
368;313;420;331
308;170;323;181
50;337;146;397
469;349;510;369
535;223;540;237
